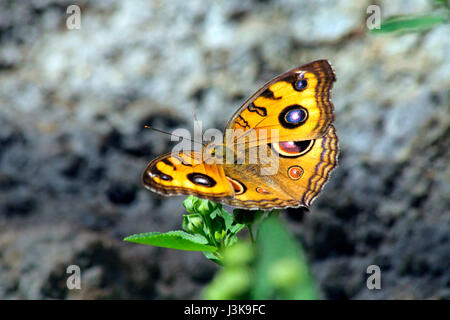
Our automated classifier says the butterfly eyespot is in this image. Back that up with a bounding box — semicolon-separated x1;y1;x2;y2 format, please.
272;139;315;158
279;105;308;129
226;177;246;195
187;173;216;187
288;166;304;180
256;187;270;194
285;109;307;124
292;73;308;91
158;173;172;181
149;168;173;181
295;79;308;91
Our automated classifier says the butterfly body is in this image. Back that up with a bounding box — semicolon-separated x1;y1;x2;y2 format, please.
143;60;339;210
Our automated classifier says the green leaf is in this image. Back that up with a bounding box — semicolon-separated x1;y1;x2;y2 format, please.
203;251;223;266
222;242;254;267
203;266;251;299
221;208;234;231
209;208;221;219
251;215;318;300
370;14;447;34
211;215;225;233
214;229;226;242
124;231;217;252
229;223;246;235
432;0;448;7
224;233;239;247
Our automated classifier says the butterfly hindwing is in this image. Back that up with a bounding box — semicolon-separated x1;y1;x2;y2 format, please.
222;125;338;209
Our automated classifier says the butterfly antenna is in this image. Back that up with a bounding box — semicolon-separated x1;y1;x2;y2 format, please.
144;125;206;146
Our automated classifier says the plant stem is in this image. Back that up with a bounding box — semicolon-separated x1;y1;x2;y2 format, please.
213;251;224;265
248;224;255;244
203;213;219;247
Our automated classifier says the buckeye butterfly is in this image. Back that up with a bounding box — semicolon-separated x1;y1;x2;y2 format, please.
142;60;338;209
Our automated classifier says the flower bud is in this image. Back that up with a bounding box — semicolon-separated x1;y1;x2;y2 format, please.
182;214;204;234
183;196;200;214
197;199;218;215
214;229;226;242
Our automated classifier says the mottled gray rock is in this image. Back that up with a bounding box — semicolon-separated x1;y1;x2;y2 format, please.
0;0;448;299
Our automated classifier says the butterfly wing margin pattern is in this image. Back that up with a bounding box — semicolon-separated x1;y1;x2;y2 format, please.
142;152;234;201
297;124;339;207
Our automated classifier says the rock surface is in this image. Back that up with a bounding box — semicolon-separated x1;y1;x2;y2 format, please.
0;0;448;299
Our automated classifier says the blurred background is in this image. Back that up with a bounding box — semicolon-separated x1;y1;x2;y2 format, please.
0;0;449;299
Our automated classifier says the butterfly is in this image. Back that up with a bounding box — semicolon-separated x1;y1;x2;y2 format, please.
142;60;338;210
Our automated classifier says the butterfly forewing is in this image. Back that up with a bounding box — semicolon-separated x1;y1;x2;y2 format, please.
142;151;234;201
225;60;336;146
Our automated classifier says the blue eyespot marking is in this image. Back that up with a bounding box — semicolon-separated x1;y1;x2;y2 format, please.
279;104;309;129
295;79;308;90
285;108;307;124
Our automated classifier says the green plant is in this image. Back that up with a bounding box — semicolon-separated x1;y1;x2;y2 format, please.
124;196;259;265
203;214;318;299
124;196;318;299
368;0;449;34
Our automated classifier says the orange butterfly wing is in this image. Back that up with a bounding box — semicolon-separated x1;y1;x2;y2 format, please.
142;60;338;210
142;151;233;201
222;125;339;209
225;60;336;146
